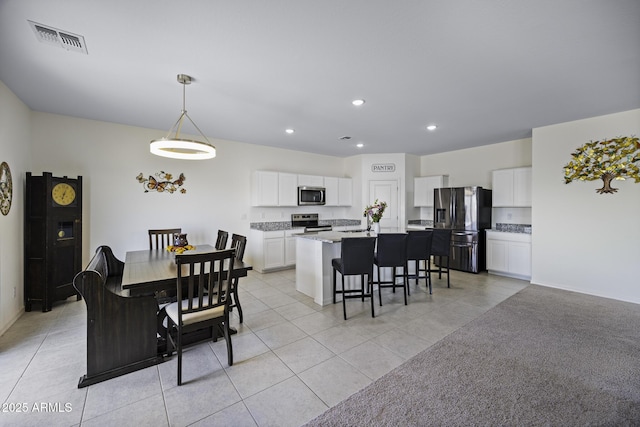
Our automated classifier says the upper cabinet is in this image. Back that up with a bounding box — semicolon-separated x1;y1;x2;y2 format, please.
414;175;449;207
492;167;532;207
251;170;279;206
278;172;298;206
338;177;352;206
252;171;351;207
324;177;338;206
325;177;353;206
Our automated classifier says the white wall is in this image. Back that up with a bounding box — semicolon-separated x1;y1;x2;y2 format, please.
0;81;32;334
532;109;640;303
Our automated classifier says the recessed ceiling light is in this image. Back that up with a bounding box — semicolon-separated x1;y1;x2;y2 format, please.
426;125;437;131
285;128;295;134
356;143;364;148
352;99;365;106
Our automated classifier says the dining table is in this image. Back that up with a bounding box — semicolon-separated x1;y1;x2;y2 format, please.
122;244;252;295
112;244;251;370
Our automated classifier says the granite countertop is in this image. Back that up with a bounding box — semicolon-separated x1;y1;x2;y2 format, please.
493;223;532;234
294;230;376;243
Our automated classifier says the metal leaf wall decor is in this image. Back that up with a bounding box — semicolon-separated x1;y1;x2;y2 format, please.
563;136;639;194
136;171;186;193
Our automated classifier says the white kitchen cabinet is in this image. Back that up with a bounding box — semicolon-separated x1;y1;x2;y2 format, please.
298;174;324;187
251;171;298;206
492;167;532;207
249;228;301;273
278;172;298;206
414;175;449;207
251;171;279;206
338;177;352;206
284;229;299;265
486;231;531;280
323;176;352;206
263;233;285;270
324;177;339;206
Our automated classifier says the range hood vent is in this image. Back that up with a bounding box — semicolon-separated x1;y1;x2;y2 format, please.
28;20;88;54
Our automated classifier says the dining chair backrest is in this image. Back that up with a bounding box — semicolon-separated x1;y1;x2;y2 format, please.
340;236;377;275
230;234;247;261
174;249;236;320
148;228;182;250
375;233;408;267
431;229;452;257
215;230;229;250
406;230;433;260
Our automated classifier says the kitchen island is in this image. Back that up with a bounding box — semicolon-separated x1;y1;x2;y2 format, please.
295;230;375;306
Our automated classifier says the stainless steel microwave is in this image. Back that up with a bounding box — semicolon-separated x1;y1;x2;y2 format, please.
298;186;325;205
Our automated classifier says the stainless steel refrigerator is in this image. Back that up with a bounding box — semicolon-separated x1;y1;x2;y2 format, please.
433;187;492;273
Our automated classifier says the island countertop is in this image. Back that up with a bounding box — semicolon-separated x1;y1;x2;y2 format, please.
293;230;375;243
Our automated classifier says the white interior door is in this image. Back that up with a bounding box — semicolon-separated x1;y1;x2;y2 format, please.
368;180;399;230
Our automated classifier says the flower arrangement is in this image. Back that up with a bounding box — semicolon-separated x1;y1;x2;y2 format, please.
563;136;640;194
364;199;388;223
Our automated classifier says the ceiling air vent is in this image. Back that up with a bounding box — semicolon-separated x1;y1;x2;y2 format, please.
28;20;88;54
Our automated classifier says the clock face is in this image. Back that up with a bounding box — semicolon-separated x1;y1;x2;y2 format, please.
52;182;76;206
0;162;12;216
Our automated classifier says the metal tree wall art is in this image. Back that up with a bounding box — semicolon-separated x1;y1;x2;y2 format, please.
136;171;186;193
563;136;640;194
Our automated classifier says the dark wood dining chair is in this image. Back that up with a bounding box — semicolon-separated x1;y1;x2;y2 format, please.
332;236;377;320
405;230;434;294
164;248;236;385
148;228;181;250
229;233;247;322
375;233;409;306
215;229;229;250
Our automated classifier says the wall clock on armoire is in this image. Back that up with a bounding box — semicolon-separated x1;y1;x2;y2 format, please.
24;172;82;312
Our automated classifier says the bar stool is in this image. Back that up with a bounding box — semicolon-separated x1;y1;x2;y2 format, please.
374;233;408;306
405;230;434;294
332;237;377;320
431;229;452;288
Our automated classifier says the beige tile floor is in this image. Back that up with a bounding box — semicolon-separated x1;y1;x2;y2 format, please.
0;268;528;426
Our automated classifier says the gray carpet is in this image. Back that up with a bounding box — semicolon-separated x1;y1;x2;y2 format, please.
305;285;640;426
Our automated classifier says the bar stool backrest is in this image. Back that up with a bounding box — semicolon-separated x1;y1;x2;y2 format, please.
341;237;376;275
375;233;407;267
406;230;433;260
431;229;452;257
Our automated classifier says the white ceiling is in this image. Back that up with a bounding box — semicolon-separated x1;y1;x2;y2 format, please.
1;0;639;157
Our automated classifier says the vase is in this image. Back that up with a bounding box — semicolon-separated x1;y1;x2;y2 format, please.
173;233;189;247
373;222;380;234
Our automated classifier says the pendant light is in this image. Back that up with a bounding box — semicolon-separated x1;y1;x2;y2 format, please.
150;74;216;160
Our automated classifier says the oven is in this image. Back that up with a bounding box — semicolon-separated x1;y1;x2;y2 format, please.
291;213;332;232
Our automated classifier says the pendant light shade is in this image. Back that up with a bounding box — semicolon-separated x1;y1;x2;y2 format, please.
150;74;216;160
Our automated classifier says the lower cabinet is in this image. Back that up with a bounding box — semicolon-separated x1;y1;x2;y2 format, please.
486;231;531;280
249;229;302;273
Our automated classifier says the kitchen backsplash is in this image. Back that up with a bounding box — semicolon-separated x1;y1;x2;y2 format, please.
250;219;361;231
495;223;532;234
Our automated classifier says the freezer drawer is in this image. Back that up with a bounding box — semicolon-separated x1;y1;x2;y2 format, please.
436;230;486;273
